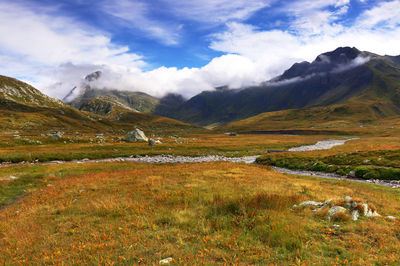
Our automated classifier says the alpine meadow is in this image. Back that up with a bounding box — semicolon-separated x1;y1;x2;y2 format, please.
1;0;400;264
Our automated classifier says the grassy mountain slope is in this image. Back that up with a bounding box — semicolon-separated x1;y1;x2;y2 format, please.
79;95;198;133
219;101;399;133
0;75;201;134
68;86;159;113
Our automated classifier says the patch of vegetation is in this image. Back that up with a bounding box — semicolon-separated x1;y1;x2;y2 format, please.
257;149;400;180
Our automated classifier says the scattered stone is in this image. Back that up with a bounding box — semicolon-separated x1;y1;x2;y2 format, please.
299;201;324;208
148;138;156;146
9;175;18;180
229;132;238;136
159;257;173;264
365;209;380;217
332;224;340;229
126;128;148;142
344;196;352;202
79;189;85;193
46;131;64;138
295;196;391;222
13;135;21;139
351;210;360;221
348;171;356;178
328;206;347;221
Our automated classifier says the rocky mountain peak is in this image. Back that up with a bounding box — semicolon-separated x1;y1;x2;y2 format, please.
278;47;364;81
84;71;102;82
315;47;361;65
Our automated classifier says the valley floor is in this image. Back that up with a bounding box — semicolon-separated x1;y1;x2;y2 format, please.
0;133;400;264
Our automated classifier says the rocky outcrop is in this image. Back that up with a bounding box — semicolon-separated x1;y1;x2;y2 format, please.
293;196;388;221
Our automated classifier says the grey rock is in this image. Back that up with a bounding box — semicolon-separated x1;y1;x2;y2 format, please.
126;128;148;142
351;210;360;221
328;206;347;221
148;138;156;146
46;131;64;138
386;216;396;220
344;196;352;202
333;224;340;229
348;171;356;178
159;257;172;264
365;209;380;217
296;201;324;209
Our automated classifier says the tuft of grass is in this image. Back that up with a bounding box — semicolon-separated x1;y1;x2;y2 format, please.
330;212;351;222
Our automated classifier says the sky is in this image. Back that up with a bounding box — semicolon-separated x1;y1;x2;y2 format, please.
1;0;400;99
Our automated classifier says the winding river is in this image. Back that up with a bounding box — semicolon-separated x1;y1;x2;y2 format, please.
2;138;399;188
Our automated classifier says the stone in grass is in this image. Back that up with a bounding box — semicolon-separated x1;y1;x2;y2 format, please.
351;210;360;221
328;206;347;221
293;201;324;209
359;203;380;217
125;128;148;142
148;138;156;146
159;257;173;264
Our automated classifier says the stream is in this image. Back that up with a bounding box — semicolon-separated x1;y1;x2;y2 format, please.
1;138;399;189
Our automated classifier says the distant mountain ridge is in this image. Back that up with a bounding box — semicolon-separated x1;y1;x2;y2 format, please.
153;47;400;126
57;47;400;128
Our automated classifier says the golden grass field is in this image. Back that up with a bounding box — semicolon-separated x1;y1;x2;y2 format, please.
0;133;400;264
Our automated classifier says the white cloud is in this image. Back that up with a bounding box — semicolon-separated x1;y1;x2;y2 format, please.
101;0;181;45
56;54;261;99
0;1;145;97
0;2;143;67
163;0;271;24
356;0;400;29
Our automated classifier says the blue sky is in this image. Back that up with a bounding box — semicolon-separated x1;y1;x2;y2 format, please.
0;0;400;99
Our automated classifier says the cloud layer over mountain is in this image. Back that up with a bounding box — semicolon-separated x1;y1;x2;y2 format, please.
1;0;400;99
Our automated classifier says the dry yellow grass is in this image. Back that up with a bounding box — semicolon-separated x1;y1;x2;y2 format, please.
0;161;399;264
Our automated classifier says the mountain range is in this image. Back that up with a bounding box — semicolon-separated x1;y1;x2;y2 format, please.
154;47;400;126
1;46;400;132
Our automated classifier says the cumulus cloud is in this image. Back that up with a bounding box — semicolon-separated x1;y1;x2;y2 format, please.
53;54;262;99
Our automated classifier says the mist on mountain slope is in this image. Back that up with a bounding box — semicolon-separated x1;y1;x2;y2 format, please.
61;48;373;102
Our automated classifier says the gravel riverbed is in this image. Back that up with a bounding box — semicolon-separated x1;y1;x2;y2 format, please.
2;138;398;189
